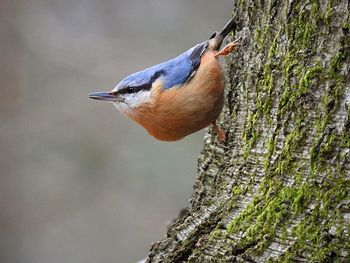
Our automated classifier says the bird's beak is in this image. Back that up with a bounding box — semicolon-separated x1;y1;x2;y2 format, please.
89;92;119;102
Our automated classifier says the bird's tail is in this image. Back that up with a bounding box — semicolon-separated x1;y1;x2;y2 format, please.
209;17;237;51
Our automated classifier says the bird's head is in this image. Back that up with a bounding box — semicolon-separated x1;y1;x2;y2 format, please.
89;69;163;113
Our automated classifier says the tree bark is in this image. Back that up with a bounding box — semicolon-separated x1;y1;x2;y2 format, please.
147;0;350;262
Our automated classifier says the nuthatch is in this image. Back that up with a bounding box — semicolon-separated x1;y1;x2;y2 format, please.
89;18;238;142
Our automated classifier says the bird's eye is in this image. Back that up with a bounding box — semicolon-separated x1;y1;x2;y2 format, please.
126;87;134;93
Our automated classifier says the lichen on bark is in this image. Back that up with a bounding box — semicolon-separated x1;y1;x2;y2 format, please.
147;0;350;262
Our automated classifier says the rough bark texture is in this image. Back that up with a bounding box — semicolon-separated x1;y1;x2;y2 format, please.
147;0;350;262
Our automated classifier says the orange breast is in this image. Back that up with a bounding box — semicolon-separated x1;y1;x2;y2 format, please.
127;51;224;141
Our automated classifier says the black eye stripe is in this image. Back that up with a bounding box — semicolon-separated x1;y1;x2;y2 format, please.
116;84;147;95
115;70;165;95
150;70;165;83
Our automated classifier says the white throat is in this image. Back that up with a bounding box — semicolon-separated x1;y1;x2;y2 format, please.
112;90;151;113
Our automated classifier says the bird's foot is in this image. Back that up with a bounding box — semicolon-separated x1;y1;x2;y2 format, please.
214;37;240;57
212;122;226;144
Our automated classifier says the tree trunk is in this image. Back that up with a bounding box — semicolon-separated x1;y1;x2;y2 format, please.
147;0;350;262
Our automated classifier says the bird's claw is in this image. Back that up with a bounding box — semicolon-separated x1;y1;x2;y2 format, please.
214;37;241;57
212;122;226;144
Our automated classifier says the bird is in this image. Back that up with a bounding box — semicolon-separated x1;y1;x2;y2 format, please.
89;17;239;142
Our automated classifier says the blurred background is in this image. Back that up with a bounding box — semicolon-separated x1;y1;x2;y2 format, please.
0;0;232;262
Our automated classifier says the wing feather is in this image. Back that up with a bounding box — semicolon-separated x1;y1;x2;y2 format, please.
114;41;209;92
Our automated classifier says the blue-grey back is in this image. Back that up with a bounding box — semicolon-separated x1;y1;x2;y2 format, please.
114;41;208;92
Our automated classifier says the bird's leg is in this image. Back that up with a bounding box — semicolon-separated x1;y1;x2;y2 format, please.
212;121;226;144
214;38;240;57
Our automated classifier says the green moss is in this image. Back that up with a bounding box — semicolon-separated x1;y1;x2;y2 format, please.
309;50;347;174
242;109;260;159
226;179;317;255
242;26;282;160
328;51;346;79
281;225;288;241
231;184;248;196
278;61;323;119
264;136;276;170
255;25;270;50
299;63;323;94
275;115;306;175
291;183;312;213
321;1;334;25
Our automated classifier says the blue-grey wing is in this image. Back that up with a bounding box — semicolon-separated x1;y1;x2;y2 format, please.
115;41;209;92
161;41;208;89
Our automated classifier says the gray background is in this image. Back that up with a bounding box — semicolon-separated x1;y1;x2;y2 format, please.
0;1;232;262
